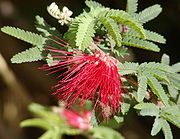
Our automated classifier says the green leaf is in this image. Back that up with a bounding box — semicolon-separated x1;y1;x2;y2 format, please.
114;46;129;58
124;29;166;44
126;0;138;15
114;116;124;123
35;15;61;37
172;62;180;72
20;118;51;130
135;4;162;24
167;73;180;90
162;105;180;116
38;130;56;139
161;106;180;128
161;113;180;128
99;17;122;47
144;30;166;44
91;126;124;139
168;85;179;99
76;14;96;50
64;16;81;47
161;119;173;139
63;129;81;136
11;47;42;63
85;0;105;10
134;103;159;117
140;108;159;117
151;69;169;83
1;26;46;46
138;62;173;74
121;102;130;115
28;103;63;123
134;102;158;110
161;54;170;65
118;62;138;75
90;111;98;127
151;117;162;136
122;36;160;52
137;76;147;102
106;9;146;39
147;74;169;106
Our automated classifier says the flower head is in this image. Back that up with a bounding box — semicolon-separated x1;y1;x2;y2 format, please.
47;2;73;25
42;47;123;118
52;106;92;130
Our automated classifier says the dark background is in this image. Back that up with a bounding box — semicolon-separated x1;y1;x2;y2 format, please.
0;0;179;139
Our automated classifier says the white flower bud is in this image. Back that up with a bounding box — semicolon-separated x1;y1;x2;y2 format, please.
47;3;73;26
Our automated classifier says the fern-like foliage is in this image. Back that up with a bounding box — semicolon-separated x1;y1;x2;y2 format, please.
119;61;173;104
151;118;162;136
118;62;139;75
1;26;46;46
11;47;42;63
20;103;81;139
106;9;146;39
161;119;173;139
122;36;160;52
85;0;105;10
35;15;62;37
136;76;147;102
134;102;160;116
120;57;179;139
134;4;162;24
76;13;96;50
126;0;138;15
125;29;166;44
99;17;122;47
65;1;147;52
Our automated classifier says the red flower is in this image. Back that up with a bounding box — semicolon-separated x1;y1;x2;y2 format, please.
42;47;123;118
52;106;91;130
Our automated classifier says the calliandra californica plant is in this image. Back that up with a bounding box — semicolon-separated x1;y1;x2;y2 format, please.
1;0;180;139
41;44;123;118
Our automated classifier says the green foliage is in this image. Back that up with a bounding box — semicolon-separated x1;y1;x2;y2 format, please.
11;47;42;63
99;17;122;47
161;106;180;128
137;62;173;105
85;0;105;10
135;4;162;24
76;13;96;50
161;54;170;65
106;9;146;39
126;0;138;15
119;57;179;139
35;15;62;37
147;75;169;106
136;76;147;102
1;1;180;139
161;119;173;139
118;62;139;75
134;103;159;116
151;117;162;136
125;29;166;44
1;26;46;46
90;126;124;139
122;36;160;52
20;103;81;139
65;4;147;51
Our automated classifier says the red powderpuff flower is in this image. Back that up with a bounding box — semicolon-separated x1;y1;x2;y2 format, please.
52;106;92;130
42;47;123;118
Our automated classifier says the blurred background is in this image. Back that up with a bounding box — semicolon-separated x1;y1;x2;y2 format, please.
0;0;179;139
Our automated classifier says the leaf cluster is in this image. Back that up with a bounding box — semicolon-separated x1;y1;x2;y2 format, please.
118;54;180;139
